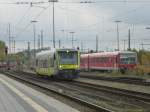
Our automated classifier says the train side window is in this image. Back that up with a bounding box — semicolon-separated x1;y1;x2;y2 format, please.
51;54;55;67
38;60;41;67
96;57;99;63
116;57;118;63
99;58;103;63
42;60;47;68
50;57;54;67
54;54;56;60
40;60;43;68
36;59;38;66
99;57;108;63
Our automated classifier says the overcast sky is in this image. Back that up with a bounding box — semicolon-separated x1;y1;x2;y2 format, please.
0;0;150;52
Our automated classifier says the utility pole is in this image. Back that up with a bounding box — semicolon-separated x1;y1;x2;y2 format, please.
41;30;43;49
11;36;15;54
145;27;150;50
70;31;75;48
59;40;61;48
81;41;83;53
8;23;11;54
96;35;98;52
61;29;64;47
123;40;127;51
28;42;30;56
141;43;144;50
38;35;40;50
52;1;55;48
13;39;15;54
31;20;37;67
49;0;58;48
140;43;150;50
115;20;121;51
28;42;30;68
128;29;131;50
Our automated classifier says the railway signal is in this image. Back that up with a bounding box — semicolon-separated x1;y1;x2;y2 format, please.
5;47;8;56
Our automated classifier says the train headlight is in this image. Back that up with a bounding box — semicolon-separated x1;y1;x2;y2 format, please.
59;65;62;68
76;65;78;68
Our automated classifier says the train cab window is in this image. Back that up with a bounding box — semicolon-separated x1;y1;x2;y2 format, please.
120;57;136;64
50;57;54;67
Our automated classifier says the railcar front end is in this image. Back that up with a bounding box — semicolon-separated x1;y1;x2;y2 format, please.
80;51;137;72
56;49;80;79
35;49;80;79
118;52;137;72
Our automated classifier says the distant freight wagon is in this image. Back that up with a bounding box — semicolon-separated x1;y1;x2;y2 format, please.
80;51;137;72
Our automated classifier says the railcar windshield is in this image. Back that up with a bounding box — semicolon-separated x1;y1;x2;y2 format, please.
120;53;137;64
120;57;136;64
58;51;78;65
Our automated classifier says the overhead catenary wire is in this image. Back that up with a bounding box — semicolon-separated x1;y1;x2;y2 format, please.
1;0;150;51
13;0;150;44
55;2;148;34
0;0;150;5
51;0;150;4
15;6;32;27
16;5;51;38
2;0;149;36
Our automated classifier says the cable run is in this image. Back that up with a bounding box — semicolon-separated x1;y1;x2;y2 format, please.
16;5;50;38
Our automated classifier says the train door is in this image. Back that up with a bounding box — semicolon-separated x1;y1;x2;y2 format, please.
116;55;119;71
87;55;90;71
53;53;58;74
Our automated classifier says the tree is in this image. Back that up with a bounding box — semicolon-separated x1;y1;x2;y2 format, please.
0;41;6;61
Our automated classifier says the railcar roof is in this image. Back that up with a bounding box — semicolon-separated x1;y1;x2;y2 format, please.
36;48;79;58
81;51;136;57
57;48;78;52
36;50;55;59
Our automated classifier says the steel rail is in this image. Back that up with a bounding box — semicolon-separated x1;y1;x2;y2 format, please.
8;71;150;103
3;72;114;112
80;74;150;86
9;71;150;103
73;81;150;104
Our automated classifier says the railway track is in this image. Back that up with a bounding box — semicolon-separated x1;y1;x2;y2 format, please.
73;81;150;103
2;71;114;112
80;73;150;86
2;71;150;112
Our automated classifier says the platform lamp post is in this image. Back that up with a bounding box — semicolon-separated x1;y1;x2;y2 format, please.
145;27;150;36
145;27;150;50
31;20;37;68
145;27;150;31
145;27;150;39
59;29;65;48
49;0;58;48
115;20;122;51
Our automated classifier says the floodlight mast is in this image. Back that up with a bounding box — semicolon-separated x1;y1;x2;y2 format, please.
49;0;58;48
31;20;37;67
115;20;122;51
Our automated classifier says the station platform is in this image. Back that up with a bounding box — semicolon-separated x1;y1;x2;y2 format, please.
0;73;79;112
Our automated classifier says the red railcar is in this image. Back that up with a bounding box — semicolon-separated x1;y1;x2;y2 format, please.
80;51;137;71
0;61;17;70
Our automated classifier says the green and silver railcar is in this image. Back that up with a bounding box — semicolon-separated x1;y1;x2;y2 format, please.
35;49;80;79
